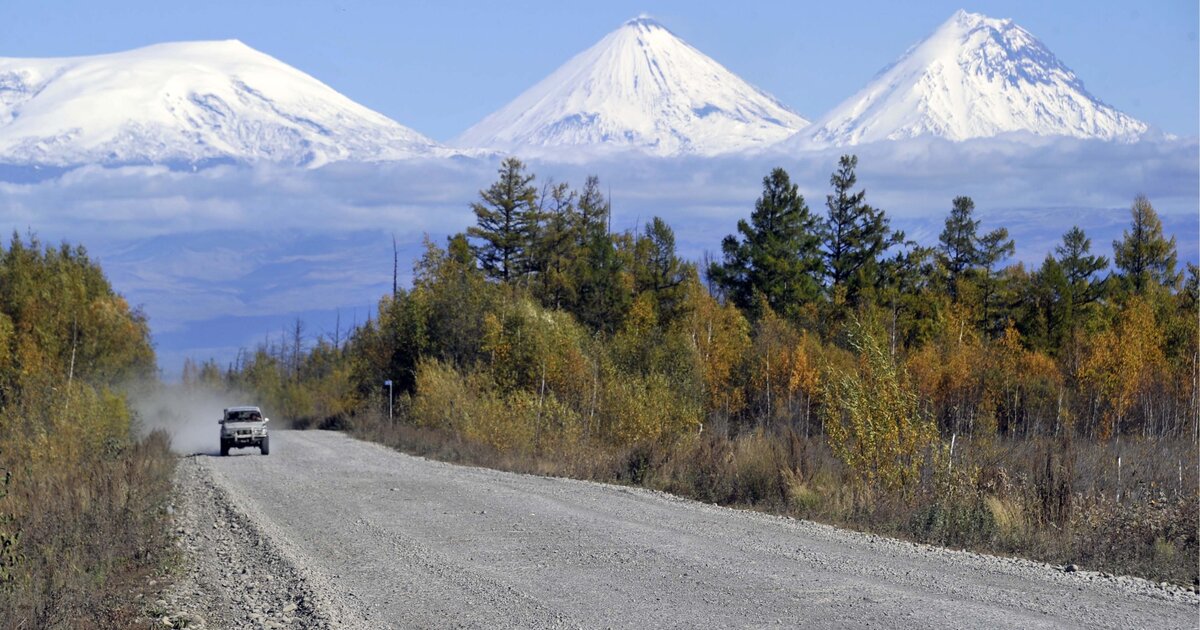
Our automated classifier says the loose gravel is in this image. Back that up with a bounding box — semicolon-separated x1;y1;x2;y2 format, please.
163;456;368;629
165;430;1199;629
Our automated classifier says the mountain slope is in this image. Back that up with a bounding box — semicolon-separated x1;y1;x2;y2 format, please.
0;40;444;167
793;10;1148;147
454;17;808;156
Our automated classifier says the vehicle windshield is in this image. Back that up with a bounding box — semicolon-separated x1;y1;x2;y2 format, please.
226;410;262;422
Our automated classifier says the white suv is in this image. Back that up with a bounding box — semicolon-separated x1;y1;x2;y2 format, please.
219;406;270;456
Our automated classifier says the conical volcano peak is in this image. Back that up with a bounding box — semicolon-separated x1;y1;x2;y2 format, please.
454;18;808;155
946;9;1009;31
147;38;252;52
924;9;1041;60
793;10;1147;146
0;40;444;167
623;14;667;30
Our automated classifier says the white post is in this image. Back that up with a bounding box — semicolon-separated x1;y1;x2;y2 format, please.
384;379;394;422
948;433;957;474
1116;455;1122;503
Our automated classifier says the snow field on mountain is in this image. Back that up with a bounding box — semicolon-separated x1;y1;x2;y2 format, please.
0;11;1164;166
793;10;1149;147
453;17;809;156
0;40;445;167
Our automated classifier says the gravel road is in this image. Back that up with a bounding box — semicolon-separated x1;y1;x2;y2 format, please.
166;430;1198;629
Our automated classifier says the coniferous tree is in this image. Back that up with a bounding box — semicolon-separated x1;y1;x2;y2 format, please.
939;196;981;289
467;157;540;283
1025;228;1108;356
1113;195;1180;295
567;178;630;332
575;230;629;334
1055;226;1108;308
1022;254;1067;352
878;242;941;350
633;217;691;324
936;196;1016;333
1183;264;1200;312
821;155;900;306
709;168;822;317
977;225;1015;333
529;181;579;309
576;175;609;236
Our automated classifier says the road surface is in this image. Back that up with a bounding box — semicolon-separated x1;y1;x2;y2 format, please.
162;430;1198;629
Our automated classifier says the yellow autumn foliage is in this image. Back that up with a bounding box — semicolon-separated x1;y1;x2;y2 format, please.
1080;297;1166;439
823;322;938;492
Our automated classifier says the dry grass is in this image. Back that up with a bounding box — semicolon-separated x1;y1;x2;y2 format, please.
0;430;177;630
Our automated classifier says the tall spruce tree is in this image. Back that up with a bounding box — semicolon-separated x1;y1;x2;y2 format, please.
821;155;900;305
568;178;630;332
1055;226;1108;307
709;167;822;317
529;181;579;309
1113;195;1180;294
936;195;1018;333
977;225;1015;333
576;175;609;239
467;157;540;283
633;217;691;324
939;196;981;287
1025;226;1110;353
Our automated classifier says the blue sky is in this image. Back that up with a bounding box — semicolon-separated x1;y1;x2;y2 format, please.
3;0;1197;141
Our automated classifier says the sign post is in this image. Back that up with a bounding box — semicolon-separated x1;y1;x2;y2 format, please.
384;379;393;422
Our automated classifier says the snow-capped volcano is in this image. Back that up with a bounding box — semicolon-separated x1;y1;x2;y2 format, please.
0;40;444;167
793;10;1148;147
454;17;808;156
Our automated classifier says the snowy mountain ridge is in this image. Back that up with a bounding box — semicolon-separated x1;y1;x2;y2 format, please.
453;17;810;156
791;10;1149;147
0;40;447;167
0;12;1164;167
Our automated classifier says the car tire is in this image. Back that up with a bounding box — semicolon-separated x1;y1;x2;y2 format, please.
220;441;230;457
260;436;270;456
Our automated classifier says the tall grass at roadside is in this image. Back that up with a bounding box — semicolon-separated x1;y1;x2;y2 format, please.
0;385;177;629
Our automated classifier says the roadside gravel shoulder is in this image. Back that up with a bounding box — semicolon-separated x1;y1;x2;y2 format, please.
350;434;1200;605
161;455;367;629
161;432;1198;629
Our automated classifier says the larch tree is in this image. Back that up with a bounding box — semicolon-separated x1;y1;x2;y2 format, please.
1112;195;1180;295
529;181;579;309
467;157;541;283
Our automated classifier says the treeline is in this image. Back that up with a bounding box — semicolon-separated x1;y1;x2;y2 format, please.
207;157;1197;583
0;234;173;628
218;156;1196;446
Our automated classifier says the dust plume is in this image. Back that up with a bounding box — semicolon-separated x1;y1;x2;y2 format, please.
130;384;262;455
